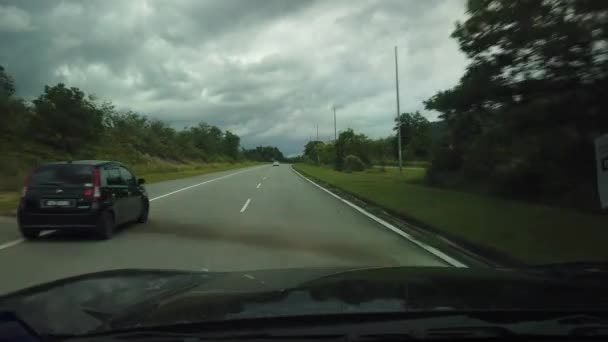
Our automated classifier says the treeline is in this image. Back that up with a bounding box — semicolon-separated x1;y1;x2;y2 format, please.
0;66;284;167
242;146;285;162
299;111;434;171
423;0;608;210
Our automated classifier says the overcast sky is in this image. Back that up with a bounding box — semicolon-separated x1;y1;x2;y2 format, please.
0;0;468;156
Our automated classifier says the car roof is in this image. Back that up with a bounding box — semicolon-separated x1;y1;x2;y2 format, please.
42;160;119;167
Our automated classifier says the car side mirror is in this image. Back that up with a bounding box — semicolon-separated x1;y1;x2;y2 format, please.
138;178;146;185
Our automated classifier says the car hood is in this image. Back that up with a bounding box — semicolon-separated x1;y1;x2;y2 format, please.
0;266;606;335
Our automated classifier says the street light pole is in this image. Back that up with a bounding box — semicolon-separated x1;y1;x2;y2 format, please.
333;105;337;142
394;46;403;174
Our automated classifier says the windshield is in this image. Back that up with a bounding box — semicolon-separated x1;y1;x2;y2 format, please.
0;0;607;337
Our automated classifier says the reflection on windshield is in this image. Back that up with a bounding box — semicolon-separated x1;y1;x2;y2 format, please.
1;267;606;335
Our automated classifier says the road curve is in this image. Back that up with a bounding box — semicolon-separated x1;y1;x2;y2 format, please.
0;164;451;294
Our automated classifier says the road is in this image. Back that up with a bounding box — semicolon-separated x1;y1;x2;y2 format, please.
0;165;460;294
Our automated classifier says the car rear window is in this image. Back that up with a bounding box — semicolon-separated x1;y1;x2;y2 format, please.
30;164;94;186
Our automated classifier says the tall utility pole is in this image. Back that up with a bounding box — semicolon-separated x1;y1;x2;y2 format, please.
316;124;320;164
394;46;403;174
333;106;337;142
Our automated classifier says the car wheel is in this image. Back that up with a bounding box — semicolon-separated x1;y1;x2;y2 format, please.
96;211;115;240
20;227;39;240
137;201;149;223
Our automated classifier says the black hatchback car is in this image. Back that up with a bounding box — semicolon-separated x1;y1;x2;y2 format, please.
17;160;149;240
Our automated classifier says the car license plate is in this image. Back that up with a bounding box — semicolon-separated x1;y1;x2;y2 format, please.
43;199;73;207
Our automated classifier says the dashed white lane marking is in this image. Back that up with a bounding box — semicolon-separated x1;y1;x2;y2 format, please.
150;166;263;201
240;198;252;213
256;183;261;189
0;166;265;252
290;166;468;268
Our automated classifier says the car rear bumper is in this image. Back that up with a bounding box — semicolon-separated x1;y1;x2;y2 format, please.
18;210;101;230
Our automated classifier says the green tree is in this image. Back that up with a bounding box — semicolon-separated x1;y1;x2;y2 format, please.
0;66;31;143
145;119;179;159
319;142;336;165
368;137;397;165
31;83;104;153
0;72;247;173
243;146;285;162
394;111;432;159
0;66;15;98
303;140;324;163
223;131;240;159
425;0;608;208
335;129;370;170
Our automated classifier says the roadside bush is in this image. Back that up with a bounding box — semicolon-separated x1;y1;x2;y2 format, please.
344;155;365;172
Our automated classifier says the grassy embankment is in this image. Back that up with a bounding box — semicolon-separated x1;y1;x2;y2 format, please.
0;143;260;216
293;164;608;264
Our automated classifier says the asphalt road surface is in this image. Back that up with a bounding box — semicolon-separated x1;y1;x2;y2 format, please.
0;165;461;295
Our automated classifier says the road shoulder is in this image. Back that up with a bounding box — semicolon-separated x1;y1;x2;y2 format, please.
291;165;499;268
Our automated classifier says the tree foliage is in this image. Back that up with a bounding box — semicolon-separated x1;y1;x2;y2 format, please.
335;129;372;170
242;146;285;162
395;111;432;159
0;66;29;140
425;0;608;208
223;131;240;159
0;66;284;165
31;83;104;153
0;66;15;98
303;140;324;164
344;155;366;172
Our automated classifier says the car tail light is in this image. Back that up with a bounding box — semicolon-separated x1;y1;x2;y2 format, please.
21;172;33;198
92;167;101;201
85;167;101;201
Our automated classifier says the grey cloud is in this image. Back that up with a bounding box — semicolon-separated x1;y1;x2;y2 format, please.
0;0;467;156
0;5;32;32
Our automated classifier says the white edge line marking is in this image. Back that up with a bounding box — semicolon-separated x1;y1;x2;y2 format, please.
256;183;261;189
150;166;263;201
0;239;23;250
290;166;468;268
240;198;251;213
0;230;56;251
0;166;264;252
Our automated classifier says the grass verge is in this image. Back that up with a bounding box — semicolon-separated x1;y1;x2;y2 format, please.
132;161;261;184
293;164;608;265
0;161;261;216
